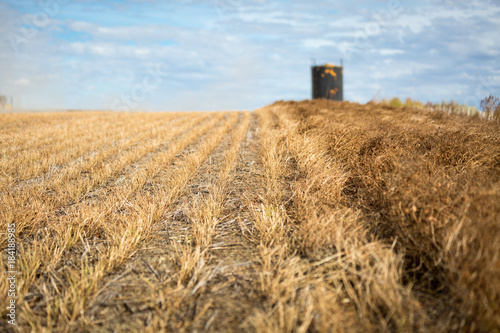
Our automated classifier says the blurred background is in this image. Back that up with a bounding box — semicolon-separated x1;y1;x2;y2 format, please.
0;0;499;111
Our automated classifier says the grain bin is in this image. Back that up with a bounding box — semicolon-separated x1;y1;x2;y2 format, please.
311;64;343;101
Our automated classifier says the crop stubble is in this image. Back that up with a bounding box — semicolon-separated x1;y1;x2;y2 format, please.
1;102;498;332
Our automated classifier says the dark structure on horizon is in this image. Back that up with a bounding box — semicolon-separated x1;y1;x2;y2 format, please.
311;64;343;101
0;95;13;110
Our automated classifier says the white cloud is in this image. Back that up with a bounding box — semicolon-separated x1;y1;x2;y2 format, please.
88;44;115;56
302;38;336;49
380;49;404;56
14;78;30;86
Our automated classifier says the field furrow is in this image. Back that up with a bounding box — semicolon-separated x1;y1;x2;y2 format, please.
0;113;216;249
0;113;176;184
2;112;238;331
0;112;112;135
0;113;182;190
0;112;127;157
83;111;255;331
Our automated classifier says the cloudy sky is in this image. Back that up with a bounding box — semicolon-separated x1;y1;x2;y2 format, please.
1;0;499;111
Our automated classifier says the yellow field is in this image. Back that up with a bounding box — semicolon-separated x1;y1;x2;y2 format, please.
1;102;499;332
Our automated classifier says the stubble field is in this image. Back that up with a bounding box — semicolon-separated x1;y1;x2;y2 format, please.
1;100;499;332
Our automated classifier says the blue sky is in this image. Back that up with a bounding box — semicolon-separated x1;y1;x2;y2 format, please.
1;0;499;111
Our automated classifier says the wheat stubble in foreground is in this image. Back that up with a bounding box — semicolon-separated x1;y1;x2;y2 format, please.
0;102;499;332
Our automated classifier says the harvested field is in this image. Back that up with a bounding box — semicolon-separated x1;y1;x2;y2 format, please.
1;102;499;332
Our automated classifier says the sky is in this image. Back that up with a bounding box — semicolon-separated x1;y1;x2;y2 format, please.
0;0;499;111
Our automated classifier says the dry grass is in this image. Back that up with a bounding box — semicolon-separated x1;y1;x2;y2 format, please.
274;99;500;332
1;103;498;332
0;111;230;331
187;111;251;248
250;105;429;332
